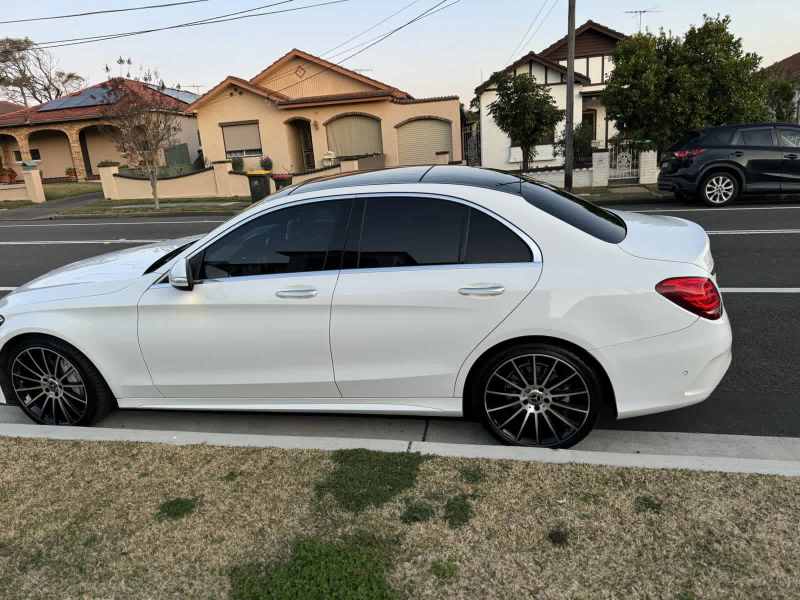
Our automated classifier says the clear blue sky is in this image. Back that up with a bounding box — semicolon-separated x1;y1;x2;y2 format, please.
2;0;797;103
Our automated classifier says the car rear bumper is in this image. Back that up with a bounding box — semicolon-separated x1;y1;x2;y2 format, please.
596;312;732;419
657;172;697;193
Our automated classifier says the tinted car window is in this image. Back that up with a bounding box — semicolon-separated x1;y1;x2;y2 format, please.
700;129;733;146
778;128;800;148
198;200;351;279
465;209;532;264
738;128;774;146
519;180;627;243
358;197;467;268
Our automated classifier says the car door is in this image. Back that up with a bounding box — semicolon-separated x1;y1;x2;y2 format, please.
330;194;541;399
777;127;800;192
138;198;353;399
733;127;783;192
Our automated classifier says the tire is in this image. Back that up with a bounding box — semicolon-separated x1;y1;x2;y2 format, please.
4;336;114;426
701;172;739;207
472;343;602;449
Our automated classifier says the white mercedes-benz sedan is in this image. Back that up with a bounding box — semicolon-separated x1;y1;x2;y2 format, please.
0;166;732;448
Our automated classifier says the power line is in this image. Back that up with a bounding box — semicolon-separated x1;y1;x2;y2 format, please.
507;0;550;62
270;0;459;95
520;0;560;55
34;0;352;50
321;0;423;56
0;1;209;25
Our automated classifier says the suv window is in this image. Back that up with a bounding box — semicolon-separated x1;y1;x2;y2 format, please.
778;128;800;148
197;199;351;279
354;197;533;269
737;128;774;146
700;129;733;146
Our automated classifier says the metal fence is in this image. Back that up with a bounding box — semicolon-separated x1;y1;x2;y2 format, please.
608;140;639;181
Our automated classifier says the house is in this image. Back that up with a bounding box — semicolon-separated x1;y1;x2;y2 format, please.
767;51;800;123
0;80;200;182
0;101;24;115
476;20;626;170
188;49;462;174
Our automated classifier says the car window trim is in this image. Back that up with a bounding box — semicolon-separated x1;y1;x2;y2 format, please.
734;126;776;147
175;194;357;286
343;191;542;271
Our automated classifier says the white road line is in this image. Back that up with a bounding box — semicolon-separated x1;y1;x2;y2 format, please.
0;239;162;245
707;229;800;235
0;220;224;228
721;288;800;293
636;205;800;213
0;287;16;291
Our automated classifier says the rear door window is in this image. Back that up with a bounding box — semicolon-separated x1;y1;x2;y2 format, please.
737;128;775;146
778;128;800;148
464;209;532;264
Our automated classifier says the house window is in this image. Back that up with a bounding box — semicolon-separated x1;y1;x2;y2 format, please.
13;150;22;161
30;149;41;160
511;128;555;147
326;115;382;158
221;121;262;158
582;111;597;140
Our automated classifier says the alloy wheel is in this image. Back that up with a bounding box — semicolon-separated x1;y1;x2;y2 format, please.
483;353;591;446
11;347;88;425
704;175;735;204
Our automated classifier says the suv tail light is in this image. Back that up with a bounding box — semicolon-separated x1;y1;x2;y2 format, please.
673;148;705;160
656;277;722;320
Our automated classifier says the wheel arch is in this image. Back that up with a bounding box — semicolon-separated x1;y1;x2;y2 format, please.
461;335;617;420
699;163;745;190
0;332;116;407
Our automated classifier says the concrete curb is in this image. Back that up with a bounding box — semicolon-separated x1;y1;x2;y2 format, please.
1;423;799;476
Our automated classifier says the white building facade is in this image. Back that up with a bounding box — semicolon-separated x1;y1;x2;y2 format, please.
477;21;626;171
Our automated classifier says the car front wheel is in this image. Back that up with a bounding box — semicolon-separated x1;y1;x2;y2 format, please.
5;336;114;426
701;172;739;206
474;343;601;449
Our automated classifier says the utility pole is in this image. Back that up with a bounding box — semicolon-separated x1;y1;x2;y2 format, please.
564;0;576;191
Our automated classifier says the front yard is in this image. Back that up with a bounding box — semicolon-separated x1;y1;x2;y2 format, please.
62;196;249;217
44;182;102;201
1;437;798;599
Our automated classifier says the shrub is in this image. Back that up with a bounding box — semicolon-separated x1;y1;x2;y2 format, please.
231;156;244;172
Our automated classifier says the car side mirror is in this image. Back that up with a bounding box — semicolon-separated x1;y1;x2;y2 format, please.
169;258;194;291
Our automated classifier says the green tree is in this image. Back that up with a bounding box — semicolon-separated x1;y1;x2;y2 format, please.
602;15;770;153
487;72;564;172
553;121;594;165
765;75;798;121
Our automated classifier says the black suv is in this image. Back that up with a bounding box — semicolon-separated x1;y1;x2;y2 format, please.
658;123;800;206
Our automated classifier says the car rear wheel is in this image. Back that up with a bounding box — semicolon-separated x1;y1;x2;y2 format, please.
701;172;739;207
474;343;601;449
6;337;114;426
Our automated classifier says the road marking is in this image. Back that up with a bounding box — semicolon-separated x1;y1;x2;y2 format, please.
0;287;16;291
707;229;800;235
636;205;800;213
0;239;162;245
721;288;800;293
0;220;224;228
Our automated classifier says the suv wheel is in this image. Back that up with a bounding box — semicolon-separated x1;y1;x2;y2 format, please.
473;343;601;449
701;172;739;207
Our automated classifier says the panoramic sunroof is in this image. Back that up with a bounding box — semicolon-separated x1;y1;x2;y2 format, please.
37;86;117;112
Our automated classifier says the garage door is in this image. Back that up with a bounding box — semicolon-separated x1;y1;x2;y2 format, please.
397;118;452;165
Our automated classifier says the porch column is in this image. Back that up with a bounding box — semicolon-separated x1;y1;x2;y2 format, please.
64;127;88;181
17;133;32;162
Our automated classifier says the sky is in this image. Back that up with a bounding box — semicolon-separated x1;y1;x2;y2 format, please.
2;0;798;104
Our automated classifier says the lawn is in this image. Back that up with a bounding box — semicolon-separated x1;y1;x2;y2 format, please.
1;437;798;599
43;182;102;201
62;196;250;217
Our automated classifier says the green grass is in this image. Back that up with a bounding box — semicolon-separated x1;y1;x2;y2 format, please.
43;182;102;201
221;470;242;482
315;449;427;513
400;500;436;524
229;534;397;600
458;465;485;485
155;497;198;521
443;494;473;529
0;200;34;210
62;196;249;217
634;494;664;514
430;558;458;580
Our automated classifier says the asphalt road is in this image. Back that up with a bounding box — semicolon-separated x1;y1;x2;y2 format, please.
1;199;799;441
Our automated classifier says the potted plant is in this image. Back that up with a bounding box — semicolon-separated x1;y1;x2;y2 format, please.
260;155;273;171
231;156;244;173
0;167;17;184
65;167;77;181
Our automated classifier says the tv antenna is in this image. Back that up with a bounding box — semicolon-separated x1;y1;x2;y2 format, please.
625;8;661;32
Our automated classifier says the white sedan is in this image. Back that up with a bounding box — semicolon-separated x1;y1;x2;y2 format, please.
0;166;732;448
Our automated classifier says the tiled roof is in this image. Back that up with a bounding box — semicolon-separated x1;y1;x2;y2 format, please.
0;79;190;128
0;100;24;115
276;90;394;108
391;95;459;104
768;51;800;78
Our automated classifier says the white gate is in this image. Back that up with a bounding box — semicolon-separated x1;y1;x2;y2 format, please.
608;141;639;181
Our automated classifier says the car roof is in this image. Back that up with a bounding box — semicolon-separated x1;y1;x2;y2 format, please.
704;122;800;131
283;165;526;197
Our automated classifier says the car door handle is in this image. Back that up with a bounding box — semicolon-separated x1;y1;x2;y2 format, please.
276;287;318;299
785;153;799;160
458;284;505;297
732;151;744;157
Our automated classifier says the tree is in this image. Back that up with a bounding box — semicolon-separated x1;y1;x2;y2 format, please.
487;72;564;172
602;15;770;153
553;121;594;165
765;75;798;122
102;79;184;209
0;38;83;106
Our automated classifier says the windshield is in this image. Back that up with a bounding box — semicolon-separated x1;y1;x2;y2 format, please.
519;177;627;243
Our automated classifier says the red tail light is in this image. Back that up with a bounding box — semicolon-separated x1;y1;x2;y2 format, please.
673;148;705;160
656;277;722;320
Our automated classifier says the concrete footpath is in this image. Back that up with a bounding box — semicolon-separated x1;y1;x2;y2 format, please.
1;421;799;477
